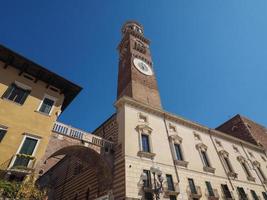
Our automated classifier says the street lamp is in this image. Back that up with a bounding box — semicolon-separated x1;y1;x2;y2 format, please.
141;166;164;200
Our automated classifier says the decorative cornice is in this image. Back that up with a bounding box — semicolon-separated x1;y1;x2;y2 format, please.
252;160;261;167
114;96;265;152
237;155;246;163
136;124;153;134
218;150;229;157
169;135;183;143
196;143;208;151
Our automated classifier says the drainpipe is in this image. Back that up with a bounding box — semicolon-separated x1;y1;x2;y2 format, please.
163;113;180;183
240;142;267;192
209;129;235;190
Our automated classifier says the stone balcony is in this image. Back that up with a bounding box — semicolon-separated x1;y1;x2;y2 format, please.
52;121;113;150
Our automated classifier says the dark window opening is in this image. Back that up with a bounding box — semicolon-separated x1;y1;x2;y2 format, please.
221;184;232;198
143;169;152;188
237;187;248;200
205;181;214;197
144;192;153;200
251;190;259;200
166;174;175;191
2;83;30;105
0;129;7;142
241;162;251;177
201;150;210;167
141;134;150;152
257;166;266;181
224;157;234;173
39;97;54;114
174;143;183;161
188;178;197;194
13;137;38;167
169;195;177;200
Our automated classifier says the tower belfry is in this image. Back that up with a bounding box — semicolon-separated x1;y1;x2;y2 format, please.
117;21;162;109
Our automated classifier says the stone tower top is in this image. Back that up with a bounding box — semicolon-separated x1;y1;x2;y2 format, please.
117;21;162;109
121;21;144;35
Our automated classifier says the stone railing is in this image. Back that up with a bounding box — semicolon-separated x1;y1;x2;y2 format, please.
53;122;84;139
186;185;202;199
53;122;113;150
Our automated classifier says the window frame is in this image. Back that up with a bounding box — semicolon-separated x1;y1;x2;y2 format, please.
9;134;41;169
219;150;235;174
136;124;154;154
262;192;267;200
143;169;152;188
205;181;215;197
2;81;31;105
237;187;248;200
237;156;254;181
221;184;232;199
141;134;150;153
250;190;259;200
166;174;175;191
37;94;57;115
188;178;197;194
201;150;211;167
174;143;183;161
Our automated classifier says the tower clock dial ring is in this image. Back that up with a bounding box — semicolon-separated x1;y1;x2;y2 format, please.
133;58;153;76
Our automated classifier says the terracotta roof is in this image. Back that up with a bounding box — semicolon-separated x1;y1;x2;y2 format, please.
216;114;267;150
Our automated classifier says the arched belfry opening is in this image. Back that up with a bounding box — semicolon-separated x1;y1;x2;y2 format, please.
38;145;113;200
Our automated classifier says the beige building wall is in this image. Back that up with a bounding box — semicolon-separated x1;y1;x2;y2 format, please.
117;97;267;200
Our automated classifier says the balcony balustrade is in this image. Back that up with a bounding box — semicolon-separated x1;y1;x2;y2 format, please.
186;185;202;199
205;188;220;200
53;122;113;150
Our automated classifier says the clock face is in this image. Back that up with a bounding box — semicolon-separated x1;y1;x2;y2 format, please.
133;58;153;76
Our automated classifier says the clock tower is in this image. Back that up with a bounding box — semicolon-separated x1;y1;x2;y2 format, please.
117;21;162;109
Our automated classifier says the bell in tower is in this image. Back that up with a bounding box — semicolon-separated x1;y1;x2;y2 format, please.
117;21;162;109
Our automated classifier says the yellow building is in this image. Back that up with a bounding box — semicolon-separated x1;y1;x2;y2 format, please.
0;44;81;180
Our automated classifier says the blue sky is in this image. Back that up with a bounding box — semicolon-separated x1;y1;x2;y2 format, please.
1;1;267;131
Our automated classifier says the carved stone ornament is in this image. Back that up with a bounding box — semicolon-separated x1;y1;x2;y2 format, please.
169;135;183;144
136;124;153;135
237;155;246;163
252;160;261;168
195;143;208;151
218;150;229;157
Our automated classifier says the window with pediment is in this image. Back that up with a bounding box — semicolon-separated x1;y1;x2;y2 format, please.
136;124;155;159
169;135;188;167
219;150;237;178
196;143;215;173
237;156;255;181
253;161;267;184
